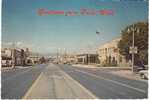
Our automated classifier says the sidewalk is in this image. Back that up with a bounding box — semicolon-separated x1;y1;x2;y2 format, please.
72;64;131;70
72;64;141;80
72;64;98;68
1;67;13;70
1;66;32;72
109;70;141;80
22;64;97;99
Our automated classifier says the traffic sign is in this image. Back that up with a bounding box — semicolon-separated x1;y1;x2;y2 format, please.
129;46;137;54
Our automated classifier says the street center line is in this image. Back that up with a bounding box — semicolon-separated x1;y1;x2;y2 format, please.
22;72;43;99
60;70;98;99
74;69;146;94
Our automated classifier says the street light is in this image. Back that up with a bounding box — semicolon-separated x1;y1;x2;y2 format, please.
96;30;101;64
11;42;15;69
128;24;138;73
132;24;135;73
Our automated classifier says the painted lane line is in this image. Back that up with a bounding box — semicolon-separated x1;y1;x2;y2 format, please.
49;75;63;79
22;72;43;99
60;71;98;99
74;69;146;94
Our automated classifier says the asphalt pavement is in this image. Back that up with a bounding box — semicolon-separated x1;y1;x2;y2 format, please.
22;63;97;99
59;64;148;99
1;64;47;99
1;63;148;99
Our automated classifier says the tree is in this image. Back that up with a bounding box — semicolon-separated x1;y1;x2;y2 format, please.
39;56;46;64
118;22;148;65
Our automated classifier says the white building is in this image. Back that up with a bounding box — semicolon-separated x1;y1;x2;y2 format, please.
1;48;12;67
76;54;99;64
1;48;12;57
2;48;30;67
97;38;129;67
59;54;77;64
26;52;41;64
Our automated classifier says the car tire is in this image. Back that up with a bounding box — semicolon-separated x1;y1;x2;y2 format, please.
140;74;147;80
140;73;144;79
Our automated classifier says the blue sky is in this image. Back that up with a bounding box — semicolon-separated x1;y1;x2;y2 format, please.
2;0;148;54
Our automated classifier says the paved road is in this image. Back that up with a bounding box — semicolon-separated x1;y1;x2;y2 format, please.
1;64;47;99
2;63;148;99
59;64;148;99
22;63;97;99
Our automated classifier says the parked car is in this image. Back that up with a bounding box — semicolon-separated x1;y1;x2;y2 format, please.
139;70;148;79
2;60;12;67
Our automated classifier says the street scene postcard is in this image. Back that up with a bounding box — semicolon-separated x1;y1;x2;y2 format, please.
1;0;148;99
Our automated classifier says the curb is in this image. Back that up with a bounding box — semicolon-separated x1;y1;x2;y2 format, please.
1;67;16;72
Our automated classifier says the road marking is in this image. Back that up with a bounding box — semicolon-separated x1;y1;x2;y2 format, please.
74;69;146;94
22;72;43;99
60;71;98;99
49;75;63;79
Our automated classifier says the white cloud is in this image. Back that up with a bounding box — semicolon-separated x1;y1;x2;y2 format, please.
16;41;23;46
2;41;34;51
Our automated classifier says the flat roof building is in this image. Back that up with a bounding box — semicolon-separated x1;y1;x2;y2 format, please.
76;54;99;64
97;38;129;67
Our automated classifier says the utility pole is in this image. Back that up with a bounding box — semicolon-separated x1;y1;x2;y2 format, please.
57;48;60;63
132;24;135;73
12;43;15;69
128;23;138;73
57;48;58;62
64;48;66;63
87;44;91;65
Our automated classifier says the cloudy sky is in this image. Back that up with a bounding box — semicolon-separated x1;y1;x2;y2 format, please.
2;0;148;54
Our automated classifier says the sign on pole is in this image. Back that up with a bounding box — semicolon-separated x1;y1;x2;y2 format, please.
129;46;137;54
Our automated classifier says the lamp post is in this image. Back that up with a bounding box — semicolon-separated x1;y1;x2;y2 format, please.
96;30;100;64
132;24;135;73
57;48;59;63
87;45;90;65
128;24;138;73
12;43;15;69
57;48;61;63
